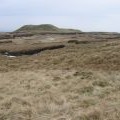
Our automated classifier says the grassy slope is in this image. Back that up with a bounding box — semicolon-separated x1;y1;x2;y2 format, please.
0;39;120;71
0;39;120;119
15;24;81;33
0;69;120;120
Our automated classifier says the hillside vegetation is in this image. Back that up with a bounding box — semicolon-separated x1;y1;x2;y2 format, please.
15;24;81;33
0;31;120;120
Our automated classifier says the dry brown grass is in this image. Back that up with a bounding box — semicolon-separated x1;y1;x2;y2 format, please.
1;39;120;71
0;70;120;120
0;34;120;119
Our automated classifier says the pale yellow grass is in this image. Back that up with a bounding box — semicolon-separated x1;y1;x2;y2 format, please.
0;69;120;120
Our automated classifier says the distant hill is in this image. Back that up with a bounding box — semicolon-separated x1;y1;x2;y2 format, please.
15;24;81;34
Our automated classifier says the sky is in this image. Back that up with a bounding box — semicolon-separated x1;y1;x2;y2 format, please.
0;0;120;32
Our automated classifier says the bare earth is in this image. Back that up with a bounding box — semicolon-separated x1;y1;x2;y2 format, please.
0;33;120;120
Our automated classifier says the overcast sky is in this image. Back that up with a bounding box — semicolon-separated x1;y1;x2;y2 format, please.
0;0;120;32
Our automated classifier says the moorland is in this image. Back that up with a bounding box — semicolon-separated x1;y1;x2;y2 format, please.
0;24;120;120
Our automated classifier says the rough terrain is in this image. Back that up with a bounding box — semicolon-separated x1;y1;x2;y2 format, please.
0;25;120;120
